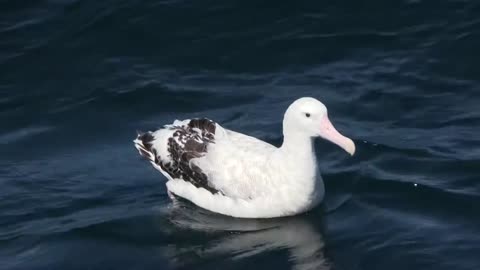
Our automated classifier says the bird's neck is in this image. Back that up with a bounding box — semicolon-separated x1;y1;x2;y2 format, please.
279;132;317;172
276;132;323;206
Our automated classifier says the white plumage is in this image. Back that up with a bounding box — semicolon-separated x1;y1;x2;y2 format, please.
134;97;355;218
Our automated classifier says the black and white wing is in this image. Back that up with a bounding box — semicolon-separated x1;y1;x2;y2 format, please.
134;118;220;194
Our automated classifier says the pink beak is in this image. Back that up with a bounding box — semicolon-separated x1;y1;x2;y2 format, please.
319;115;356;156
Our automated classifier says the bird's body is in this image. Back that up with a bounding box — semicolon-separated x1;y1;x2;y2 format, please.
134;97;355;218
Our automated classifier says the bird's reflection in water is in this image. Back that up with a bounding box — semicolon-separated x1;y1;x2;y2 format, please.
157;200;332;270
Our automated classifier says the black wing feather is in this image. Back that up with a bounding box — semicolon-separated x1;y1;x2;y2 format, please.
135;118;220;194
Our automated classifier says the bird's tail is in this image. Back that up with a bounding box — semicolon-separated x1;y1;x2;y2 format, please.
133;131;156;163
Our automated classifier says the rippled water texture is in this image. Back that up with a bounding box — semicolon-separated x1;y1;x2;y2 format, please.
1;1;479;269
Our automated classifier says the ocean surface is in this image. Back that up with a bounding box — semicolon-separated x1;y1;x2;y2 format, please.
1;0;480;269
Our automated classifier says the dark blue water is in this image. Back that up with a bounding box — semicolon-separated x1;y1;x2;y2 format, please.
1;0;480;269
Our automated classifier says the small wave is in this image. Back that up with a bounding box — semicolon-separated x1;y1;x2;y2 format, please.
0;126;53;145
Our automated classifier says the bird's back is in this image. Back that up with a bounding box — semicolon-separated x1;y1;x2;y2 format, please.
134;118;279;199
194;127;279;199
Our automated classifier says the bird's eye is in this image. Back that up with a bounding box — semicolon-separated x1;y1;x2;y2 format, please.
305;113;311;118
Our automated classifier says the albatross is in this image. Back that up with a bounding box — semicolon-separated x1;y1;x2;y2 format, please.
134;97;355;218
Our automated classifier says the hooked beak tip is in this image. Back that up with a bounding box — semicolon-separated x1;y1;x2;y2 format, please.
346;140;356;156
